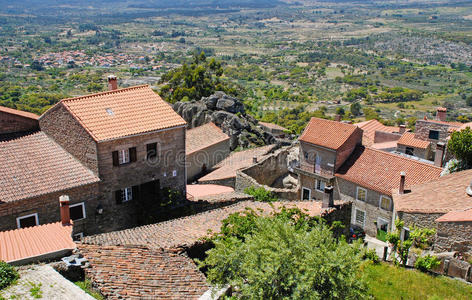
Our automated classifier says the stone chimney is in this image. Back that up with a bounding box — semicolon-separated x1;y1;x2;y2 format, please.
399;125;406;134
322;186;334;208
399;172;406;195
107;75;118;91
59;195;71;226
434;142;445;167
436;107;447;122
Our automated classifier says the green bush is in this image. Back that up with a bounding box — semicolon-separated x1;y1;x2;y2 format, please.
0;261;19;290
361;248;380;264
415;255;441;272
244;186;278;202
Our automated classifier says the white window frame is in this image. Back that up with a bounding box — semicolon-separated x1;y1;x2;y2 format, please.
356;187;367;202
73;232;84;241
118;149;130;164
379;195;391;211
301;187;311;200
355;209;366;227
16;213;39;229
172;170;177;177
316;179;325;192
377;217;389;232
401;227;410;241
69;202;86;221
122;187;133;202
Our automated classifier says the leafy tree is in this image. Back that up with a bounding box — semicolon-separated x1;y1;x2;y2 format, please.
159;52;242;103
466;95;472;107
350;102;362;116
200;209;368;299
447;127;472;168
0;261;18;290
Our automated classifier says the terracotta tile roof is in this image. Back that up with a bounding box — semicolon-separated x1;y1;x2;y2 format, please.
198;145;275;182
336;146;442;195
436;208;472;222
186;184;234;200
78;244;209;300
393;169;472;214
186;122;229;155
46;85;186;142
370;140;398;150
82;200;324;250
355;119;399;146
397;132;430;149
423;118;462;128
0;222;75;263
259;121;288;131
0;106;39;120
0;132;100;202
299;117;360;150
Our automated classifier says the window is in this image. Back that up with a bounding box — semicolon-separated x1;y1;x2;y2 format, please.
116;186;138;204
69;202;86;221
428;130;439;140
356;187;367;202
377;218;389;232
147;143;157;160
355;209;365;227
402;227;410;241
302;188;311;200
73;232;84;241
172;170;177;177
379;196;391;211
315;155;321;174
112;147;137;166
316;180;325;192
405;147;414;155
16;213;39;229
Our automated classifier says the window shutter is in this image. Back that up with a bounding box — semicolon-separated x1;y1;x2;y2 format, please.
112;151;119;166
129;147;137;162
132;185;139;201
115;190;123;204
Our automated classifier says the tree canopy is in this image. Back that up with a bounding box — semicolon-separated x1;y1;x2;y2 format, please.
447;127;472;168
200;208;368;299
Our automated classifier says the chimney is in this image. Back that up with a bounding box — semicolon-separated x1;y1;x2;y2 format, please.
322;186;334;208
434;142;445;167
107;75;118;91
436;107;447;122
59;195;71;226
399;125;406;134
253;156;258;164
399;172;406;195
334;115;341;122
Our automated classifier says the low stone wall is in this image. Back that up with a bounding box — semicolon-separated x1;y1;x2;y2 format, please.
322;201;352;238
235;146;299;200
431;256;472;283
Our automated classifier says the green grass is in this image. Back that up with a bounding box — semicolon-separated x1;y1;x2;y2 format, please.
363;262;472;300
74;280;104;300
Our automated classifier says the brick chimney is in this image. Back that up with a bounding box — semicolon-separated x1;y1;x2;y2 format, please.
434;142;445;167
399;125;406;134
59;195;71;226
399;172;406;195
436;107;447;122
322;186;334;208
107;75;118;91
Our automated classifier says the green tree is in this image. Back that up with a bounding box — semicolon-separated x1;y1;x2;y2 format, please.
350;102;362;116
466;95;472;107
200;211;368;299
447;127;472;168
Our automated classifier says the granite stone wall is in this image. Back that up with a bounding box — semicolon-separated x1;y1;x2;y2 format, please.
0;111;39;135
436;221;472;254
186;139;230;182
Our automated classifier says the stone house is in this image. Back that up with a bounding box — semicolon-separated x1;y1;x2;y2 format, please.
258;121;288;138
393;169;472;254
0;132;100;238
186;122;230;182
0;105;39;141
354;119;402;148
396;132;432;160
296;117;443;236
39;80;187;233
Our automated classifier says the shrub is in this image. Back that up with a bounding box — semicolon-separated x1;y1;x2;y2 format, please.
0;261;19;290
361;248;380;264
244;186;278;202
415;255;441;272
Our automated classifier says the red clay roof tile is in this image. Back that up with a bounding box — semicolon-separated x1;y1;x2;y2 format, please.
0;106;39;120
355;119;399;146
186;122;229;155
436;208;472;222
48;85;186;142
299;117;360;150
0;132;100;202
0;222;75;263
336;146;442;195
394;169;472;214
397;132;430;149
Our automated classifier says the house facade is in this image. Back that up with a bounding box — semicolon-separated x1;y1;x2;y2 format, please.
0;106;39;141
39;82;187;233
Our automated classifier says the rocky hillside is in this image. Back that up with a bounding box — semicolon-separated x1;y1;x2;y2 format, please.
173;92;274;150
